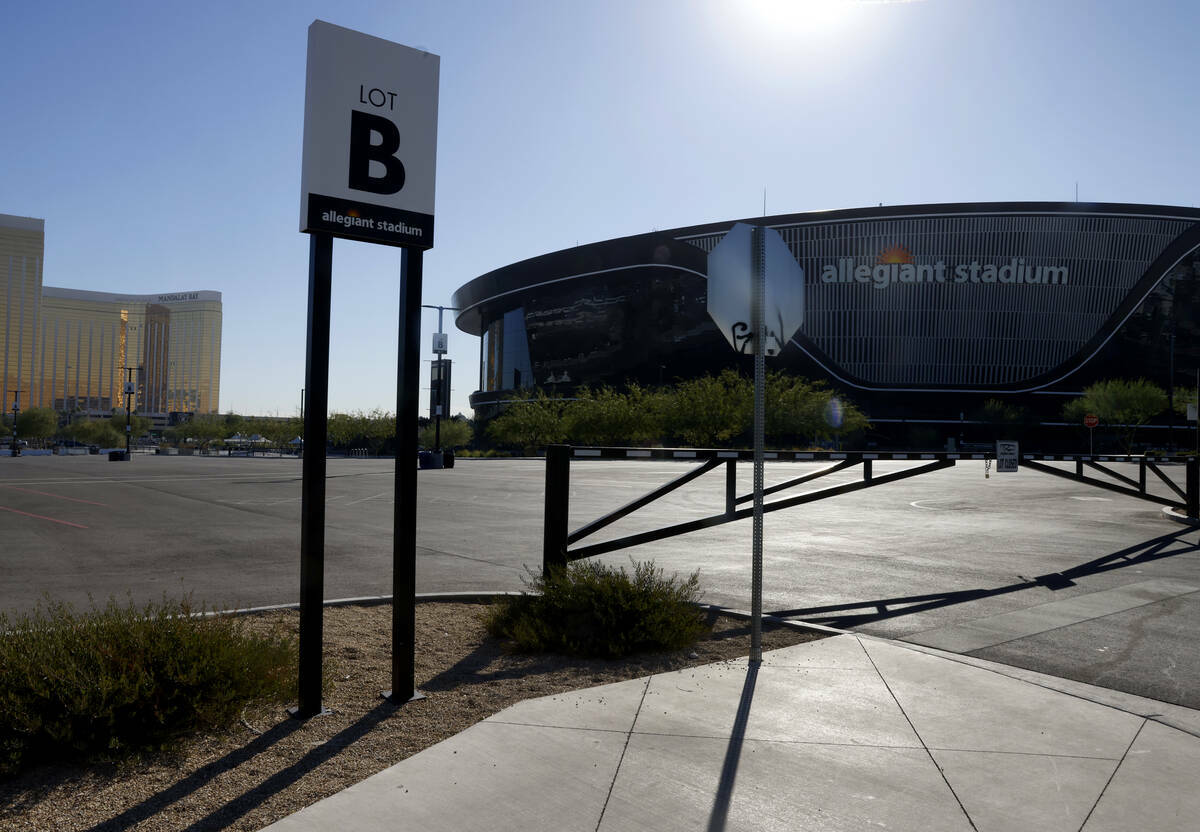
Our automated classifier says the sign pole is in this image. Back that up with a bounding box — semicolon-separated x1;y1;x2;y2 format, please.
750;225;765;663
292;231;333;719
385;246;425;703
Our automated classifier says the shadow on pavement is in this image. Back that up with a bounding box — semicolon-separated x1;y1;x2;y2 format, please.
770;528;1198;628
706;662;759;832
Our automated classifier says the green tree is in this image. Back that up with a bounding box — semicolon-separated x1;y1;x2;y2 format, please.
486;390;566;453
664;370;752;447
176;414;231;449
765;373;869;446
15;407;57;444
563;384;664;446
108;409;152;442
65;418;123;447
1063;379;1167;452
419;417;473;450
327;410;395;453
258;416;302;452
971;398;1032;442
1172;386;1198;418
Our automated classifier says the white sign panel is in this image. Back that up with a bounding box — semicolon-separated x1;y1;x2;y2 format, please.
706;223;804;355
432;332;448;354
1188;403;1197;422
300;20;439;248
996;440;1019;473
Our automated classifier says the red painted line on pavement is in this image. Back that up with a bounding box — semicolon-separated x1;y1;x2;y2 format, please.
0;504;89;529
0;484;109;506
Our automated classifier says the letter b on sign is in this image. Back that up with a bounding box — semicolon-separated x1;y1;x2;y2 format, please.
348;110;406;194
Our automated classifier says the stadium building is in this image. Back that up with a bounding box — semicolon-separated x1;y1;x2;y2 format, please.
451;202;1200;448
1;212;222;424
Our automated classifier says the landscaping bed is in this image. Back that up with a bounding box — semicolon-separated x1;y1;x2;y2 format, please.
0;601;824;832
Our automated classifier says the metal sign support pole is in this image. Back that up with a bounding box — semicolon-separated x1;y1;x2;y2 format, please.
293;232;333;719
385;246;425;704
750;225;766;663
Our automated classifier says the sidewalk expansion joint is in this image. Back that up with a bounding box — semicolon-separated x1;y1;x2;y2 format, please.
923;746;1121;762
858;637;980;832
621;730;924;750
484;720;630;735
594;676;651;832
1078;718;1146;831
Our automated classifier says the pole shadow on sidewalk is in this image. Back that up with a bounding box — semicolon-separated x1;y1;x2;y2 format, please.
707;661;759;832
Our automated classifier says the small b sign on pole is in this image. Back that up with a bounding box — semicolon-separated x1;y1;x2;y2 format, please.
996;440;1019;473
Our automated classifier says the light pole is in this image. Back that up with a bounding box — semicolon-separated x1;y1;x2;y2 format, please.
11;391;21;457
123;368;137;459
421;304;458;454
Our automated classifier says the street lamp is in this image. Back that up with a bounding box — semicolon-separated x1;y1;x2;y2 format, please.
422;304;459;456
11;391;21;457
123;368;138;460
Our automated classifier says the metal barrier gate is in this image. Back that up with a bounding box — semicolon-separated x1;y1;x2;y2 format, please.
542;445;1200;574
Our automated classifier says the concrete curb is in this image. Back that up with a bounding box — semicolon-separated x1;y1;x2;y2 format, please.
209;591;525;618
1161;505;1200;526
210;596;852;644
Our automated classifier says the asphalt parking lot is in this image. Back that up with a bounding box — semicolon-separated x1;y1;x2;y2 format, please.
2;453;1197;709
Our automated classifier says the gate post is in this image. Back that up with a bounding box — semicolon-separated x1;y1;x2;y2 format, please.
1139;458;1147;494
725;459;737;515
1188;456;1199;519
543;445;571;575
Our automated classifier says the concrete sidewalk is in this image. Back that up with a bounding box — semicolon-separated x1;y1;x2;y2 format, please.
259;634;1200;831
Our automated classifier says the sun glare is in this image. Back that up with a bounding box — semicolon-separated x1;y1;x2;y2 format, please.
741;0;857;35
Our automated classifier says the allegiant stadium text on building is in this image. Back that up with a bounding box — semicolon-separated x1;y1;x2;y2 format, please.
819;258;1069;289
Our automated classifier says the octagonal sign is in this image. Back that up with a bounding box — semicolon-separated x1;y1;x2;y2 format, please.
706;223;804;355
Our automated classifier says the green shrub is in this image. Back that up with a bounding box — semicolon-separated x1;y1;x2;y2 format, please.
485;560;709;658
0;596;296;776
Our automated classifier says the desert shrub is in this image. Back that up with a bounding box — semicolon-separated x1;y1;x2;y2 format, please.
485;560;708;658
0;596;296;776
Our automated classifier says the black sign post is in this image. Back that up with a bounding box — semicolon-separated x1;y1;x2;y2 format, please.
291;231;334;719
294;20;439;719
383;247;425;703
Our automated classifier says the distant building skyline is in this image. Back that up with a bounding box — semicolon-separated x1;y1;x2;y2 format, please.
1;212;223;418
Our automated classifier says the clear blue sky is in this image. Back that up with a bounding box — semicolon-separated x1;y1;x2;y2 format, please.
4;0;1197;417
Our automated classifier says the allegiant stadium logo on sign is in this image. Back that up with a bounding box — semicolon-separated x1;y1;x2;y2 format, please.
819;246;1069;290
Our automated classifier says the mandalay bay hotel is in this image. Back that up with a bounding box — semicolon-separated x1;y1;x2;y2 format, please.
1;213;222;425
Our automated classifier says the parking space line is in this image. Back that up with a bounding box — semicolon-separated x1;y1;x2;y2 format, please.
0;504;88;529
0;484;108;507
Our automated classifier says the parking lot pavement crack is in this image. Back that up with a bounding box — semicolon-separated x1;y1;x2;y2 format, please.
858;637;980;831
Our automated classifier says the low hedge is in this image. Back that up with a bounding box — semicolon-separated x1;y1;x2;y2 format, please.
485;560;709;658
0;596;296;776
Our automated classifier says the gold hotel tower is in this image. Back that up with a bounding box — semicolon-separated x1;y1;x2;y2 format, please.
1;213;222;419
